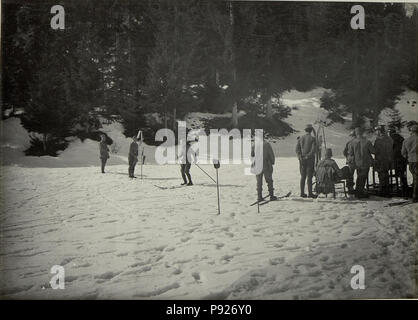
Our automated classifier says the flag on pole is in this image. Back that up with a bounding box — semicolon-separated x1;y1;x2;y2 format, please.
137;130;143;142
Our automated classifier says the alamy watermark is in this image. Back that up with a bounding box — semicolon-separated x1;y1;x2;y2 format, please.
154;121;264;175
50;265;65;289
350;265;366;290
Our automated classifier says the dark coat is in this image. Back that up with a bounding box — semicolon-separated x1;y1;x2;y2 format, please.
402;134;417;163
373;135;393;170
99;141;109;159
129;141;138;162
343;138;356;167
316;158;343;193
348;137;375;168
296;134;316;160
252;141;275;172
390;133;404;160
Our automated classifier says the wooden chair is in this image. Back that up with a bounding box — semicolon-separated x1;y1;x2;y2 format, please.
322;180;347;199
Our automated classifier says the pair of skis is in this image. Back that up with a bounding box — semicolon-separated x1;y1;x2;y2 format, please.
154;184;186;190
249;191;292;207
385;200;415;207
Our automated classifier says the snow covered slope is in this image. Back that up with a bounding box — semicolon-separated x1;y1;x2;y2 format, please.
278;88;350;157
2;88;415;168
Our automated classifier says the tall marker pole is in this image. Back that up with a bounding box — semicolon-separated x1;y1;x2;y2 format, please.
213;160;221;215
140;149;143;179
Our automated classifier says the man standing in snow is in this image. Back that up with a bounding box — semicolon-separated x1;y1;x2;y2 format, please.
343;131;356;194
388;126;408;197
128;136;139;178
180;139;193;186
296;124;317;198
252;134;277;201
348;127;375;198
401;121;417;202
99;134;109;174
373;126;394;197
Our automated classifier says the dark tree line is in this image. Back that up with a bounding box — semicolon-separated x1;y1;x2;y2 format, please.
2;0;416;154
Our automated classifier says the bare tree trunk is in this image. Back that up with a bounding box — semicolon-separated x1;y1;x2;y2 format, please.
172;107;177;130
266;99;273;119
232;102;238;127
215;70;220;86
228;1;238;127
43;134;47;152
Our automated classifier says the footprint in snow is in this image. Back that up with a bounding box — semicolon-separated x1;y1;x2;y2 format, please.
60;257;75;266
351;229;364;237
181;236;191;243
221;255;233;263
215;243;224;249
172;268;182;275
269;257;285;265
94;271;121;281
116;252;128;257
192;272;201;281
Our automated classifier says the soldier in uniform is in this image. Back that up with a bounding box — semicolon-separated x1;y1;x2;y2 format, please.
343;131;356;194
99;134;109;174
388;126;408;197
128;136;139;178
401;121;417;202
252;134;277;202
348;127;375;198
373;126;393;197
296;124;317;198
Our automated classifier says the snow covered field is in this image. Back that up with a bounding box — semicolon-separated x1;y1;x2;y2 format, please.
0;158;416;299
1;88;416;299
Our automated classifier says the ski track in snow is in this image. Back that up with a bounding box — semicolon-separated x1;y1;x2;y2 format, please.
0;158;416;299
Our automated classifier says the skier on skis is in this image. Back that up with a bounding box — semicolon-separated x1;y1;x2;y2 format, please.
296;124;317;198
252;133;277;202
128;135;139;178
99;134;109;174
179;137;194;186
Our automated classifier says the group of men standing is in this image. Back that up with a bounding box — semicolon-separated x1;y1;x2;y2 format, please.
256;121;417;202
99;134;143;178
98;121;416;203
343;122;417;201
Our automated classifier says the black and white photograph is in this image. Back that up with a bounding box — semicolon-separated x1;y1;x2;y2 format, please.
0;0;417;302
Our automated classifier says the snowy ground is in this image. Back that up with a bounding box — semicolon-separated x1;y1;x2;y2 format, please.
0;158;416;299
1;88;416;299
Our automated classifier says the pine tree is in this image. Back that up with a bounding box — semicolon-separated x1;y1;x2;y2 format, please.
386;108;406;130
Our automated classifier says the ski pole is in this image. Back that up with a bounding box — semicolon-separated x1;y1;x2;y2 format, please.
216;167;220;215
213;160;221;215
140;148;144;179
195;163;216;183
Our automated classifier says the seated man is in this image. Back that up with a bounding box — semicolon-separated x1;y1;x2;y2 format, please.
316;148;343;195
